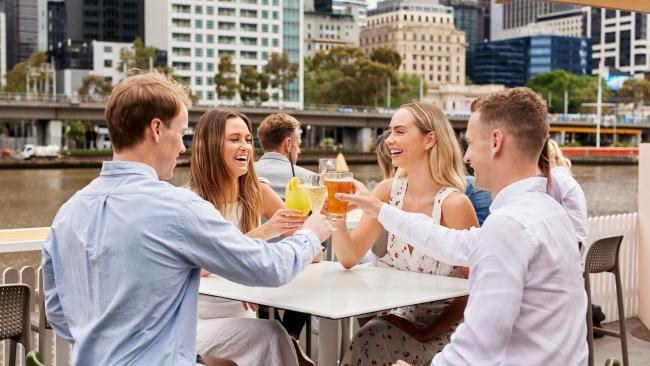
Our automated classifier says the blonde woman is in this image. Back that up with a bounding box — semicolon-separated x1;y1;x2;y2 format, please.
546;139;588;253
334;102;478;366
189;109;310;366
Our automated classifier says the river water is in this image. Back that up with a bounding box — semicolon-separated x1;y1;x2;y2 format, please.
0;163;638;269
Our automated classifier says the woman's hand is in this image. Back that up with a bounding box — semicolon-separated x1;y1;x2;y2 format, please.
241;302;259;312
251;209;306;240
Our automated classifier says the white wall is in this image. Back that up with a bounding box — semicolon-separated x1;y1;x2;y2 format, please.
92;41;133;85
639;143;650;328
144;0;169;51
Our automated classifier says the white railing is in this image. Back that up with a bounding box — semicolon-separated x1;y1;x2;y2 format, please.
587;213;640;322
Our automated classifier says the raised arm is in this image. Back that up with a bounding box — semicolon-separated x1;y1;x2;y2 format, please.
331;179;391;269
181;197;330;287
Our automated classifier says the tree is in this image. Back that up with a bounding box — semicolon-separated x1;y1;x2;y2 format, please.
618;78;650;111
63;120;86;148
3;63;28;93
78;74;113;100
264;52;298;104
526;70;610;114
214;54;238;100
370;47;402;69
117;37;158;73
3;51;49;93
239;66;269;105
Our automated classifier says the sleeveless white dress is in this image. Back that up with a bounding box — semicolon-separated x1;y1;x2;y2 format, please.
196;202;299;366
341;177;465;366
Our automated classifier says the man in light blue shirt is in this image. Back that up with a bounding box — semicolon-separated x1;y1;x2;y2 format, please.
42;73;332;366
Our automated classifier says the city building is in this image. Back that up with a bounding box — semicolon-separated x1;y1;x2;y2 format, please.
64;0;144;43
304;11;358;57
47;0;65;54
590;8;650;75
471;35;592;87
361;0;466;87
145;0;303;108
536;6;589;38
0;12;5;86
424;83;504;112
490;0;578;41
314;0;368;24
1;0;41;70
441;0;482;76
37;0;47;51
91;41;133;85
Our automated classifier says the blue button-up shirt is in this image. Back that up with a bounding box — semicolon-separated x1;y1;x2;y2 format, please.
42;161;321;365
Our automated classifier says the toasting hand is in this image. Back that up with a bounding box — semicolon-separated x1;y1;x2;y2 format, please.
334;180;384;218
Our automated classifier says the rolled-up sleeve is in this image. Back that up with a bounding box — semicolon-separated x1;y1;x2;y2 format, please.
177;197;322;287
377;203;478;266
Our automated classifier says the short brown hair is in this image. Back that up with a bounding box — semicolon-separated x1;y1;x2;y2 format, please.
257;113;300;151
105;72;192;151
471;87;548;162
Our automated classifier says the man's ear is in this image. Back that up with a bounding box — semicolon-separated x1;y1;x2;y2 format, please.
149;118;163;144
491;129;504;157
283;137;292;154
424;131;437;150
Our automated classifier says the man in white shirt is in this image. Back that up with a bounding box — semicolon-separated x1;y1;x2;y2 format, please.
337;87;588;366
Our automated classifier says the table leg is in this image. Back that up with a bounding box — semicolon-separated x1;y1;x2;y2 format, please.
318;317;340;366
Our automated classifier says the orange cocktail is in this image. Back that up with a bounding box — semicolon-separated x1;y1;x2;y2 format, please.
324;172;353;220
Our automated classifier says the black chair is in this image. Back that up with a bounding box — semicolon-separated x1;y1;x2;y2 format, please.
584;235;629;366
0;284;32;365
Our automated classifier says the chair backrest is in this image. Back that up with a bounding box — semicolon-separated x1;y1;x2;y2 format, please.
0;284;32;349
585;235;624;274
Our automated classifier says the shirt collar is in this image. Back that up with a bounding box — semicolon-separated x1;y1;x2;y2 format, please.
260;152;290;162
100;161;159;180
489;176;547;212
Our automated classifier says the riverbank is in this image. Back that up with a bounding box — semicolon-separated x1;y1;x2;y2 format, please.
0;147;640;168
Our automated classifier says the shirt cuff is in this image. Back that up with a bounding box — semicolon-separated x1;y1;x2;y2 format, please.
377;203;401;233
295;229;322;257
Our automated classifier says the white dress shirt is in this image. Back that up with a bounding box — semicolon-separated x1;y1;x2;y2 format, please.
377;177;587;366
549;166;589;253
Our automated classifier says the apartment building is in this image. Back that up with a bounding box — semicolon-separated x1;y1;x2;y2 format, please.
145;0;303;107
304;11;358;57
360;0;466;87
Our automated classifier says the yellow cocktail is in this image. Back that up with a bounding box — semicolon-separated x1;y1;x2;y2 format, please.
285;177;311;216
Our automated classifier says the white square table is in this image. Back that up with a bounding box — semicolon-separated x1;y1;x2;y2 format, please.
199;261;469;365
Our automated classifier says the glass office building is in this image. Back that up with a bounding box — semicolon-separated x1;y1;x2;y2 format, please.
471;35;591;87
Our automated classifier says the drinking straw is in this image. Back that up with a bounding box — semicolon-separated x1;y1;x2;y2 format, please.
288;153;296;177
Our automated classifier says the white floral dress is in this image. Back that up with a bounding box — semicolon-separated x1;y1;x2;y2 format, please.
341;177;465;366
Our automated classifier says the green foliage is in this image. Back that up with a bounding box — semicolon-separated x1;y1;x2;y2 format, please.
214;54;238;100
63;120;87;147
370;48;402;69
526;69;611;113
78;74;113;98
305;46;408;107
392;74;427;106
3;51;50;93
264;52;299;99
617;78;650;109
117;37;159;73
239;66;270;104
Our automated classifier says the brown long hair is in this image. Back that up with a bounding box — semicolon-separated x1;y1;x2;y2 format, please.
189;109;262;233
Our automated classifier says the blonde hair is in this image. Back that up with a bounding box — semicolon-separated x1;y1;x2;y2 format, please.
548;139;572;169
189;109;262;234
399;102;467;192
375;131;395;179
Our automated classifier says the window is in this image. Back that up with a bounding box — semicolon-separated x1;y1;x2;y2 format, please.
195;48;203;57
207;6;214;15
103;46;112;53
262;24;269;32
195;34;203;43
207;78;214;86
218;22;235;30
196;91;203;99
195;5;202;14
172;4;190;13
240;51;257;59
104;59;112;67
172;47;191;56
172;18;191;28
262;10;268;19
262;51;269;59
241;37;257;45
241;23;258;32
218;36;235;44
272;25;279;33
207;20;214;29
262;38;268;46
241;9;257;18
208;91;214;100
207;34;214;43
218;7;236;16
272;38;279;47
172;33;191;42
195;62;203;71
195;19;203;28
272;11;279;20
207;49;214;57
195;76;203;85
207;63;214;72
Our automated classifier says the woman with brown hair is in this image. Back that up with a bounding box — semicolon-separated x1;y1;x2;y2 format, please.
190;108;309;366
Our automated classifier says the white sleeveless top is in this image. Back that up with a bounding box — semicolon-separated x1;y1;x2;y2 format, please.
378;177;465;326
197;202;256;320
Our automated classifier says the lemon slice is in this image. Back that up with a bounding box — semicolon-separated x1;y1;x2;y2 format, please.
288;177;300;191
336;152;349;172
